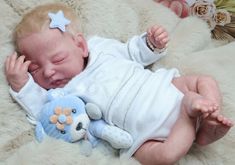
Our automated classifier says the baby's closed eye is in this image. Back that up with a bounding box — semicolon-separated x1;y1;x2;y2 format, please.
52;54;68;64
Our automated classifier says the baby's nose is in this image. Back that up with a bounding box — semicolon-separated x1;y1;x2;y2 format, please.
43;66;55;78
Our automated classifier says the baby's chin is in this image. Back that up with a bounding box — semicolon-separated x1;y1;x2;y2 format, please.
53;84;66;89
49;83;66;89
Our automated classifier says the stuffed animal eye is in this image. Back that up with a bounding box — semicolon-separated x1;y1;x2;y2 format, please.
76;122;83;131
60;130;66;134
72;108;76;113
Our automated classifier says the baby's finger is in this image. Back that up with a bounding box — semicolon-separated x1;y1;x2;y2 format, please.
152;25;162;31
156;31;168;41
7;52;17;71
153;28;166;40
147;27;153;36
4;56;11;72
22;60;31;72
158;39;169;48
15;55;26;70
149;25;160;36
162;37;169;45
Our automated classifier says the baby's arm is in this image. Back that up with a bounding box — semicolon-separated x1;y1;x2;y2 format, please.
5;52;48;124
4;52;31;92
88;25;169;66
124;25;169;66
9;75;48;124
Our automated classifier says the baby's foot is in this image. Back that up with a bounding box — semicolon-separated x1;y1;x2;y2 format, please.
195;112;234;145
187;97;218;118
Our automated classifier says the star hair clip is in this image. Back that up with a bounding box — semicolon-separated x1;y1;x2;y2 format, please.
48;10;71;32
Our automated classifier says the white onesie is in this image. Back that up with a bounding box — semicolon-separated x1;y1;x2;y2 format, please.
10;33;184;158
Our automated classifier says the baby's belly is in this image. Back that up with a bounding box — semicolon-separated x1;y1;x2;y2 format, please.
120;82;184;158
112;68;184;157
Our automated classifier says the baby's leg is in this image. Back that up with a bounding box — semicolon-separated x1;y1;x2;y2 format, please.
134;105;196;165
196;112;233;145
173;75;233;145
193;76;233;145
180;91;234;145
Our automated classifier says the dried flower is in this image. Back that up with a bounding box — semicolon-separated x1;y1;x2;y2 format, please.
214;9;231;26
189;0;232;30
191;0;216;19
185;0;234;40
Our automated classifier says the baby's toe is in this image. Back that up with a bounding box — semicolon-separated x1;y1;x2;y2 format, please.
223;118;234;127
208;106;215;113
217;114;224;122
212;104;219;111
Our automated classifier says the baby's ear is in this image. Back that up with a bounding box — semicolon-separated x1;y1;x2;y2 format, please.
73;33;89;58
35;122;46;142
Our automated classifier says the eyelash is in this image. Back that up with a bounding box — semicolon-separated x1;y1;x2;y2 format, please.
53;57;66;64
28;56;67;73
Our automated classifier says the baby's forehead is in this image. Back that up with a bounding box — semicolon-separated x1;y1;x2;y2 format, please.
18;29;62;50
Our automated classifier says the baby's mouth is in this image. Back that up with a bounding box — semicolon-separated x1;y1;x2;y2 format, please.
51;79;68;87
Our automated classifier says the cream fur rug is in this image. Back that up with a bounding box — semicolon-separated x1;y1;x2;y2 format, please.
0;0;235;164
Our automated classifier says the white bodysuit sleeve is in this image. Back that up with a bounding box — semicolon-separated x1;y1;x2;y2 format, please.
9;74;48;124
126;32;167;66
89;33;166;66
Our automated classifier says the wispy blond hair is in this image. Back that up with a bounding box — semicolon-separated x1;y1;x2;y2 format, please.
14;3;80;52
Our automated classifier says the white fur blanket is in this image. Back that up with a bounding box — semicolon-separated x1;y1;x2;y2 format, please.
0;0;235;164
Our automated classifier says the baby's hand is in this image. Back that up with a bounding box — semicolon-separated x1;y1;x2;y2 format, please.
147;25;169;49
4;52;31;92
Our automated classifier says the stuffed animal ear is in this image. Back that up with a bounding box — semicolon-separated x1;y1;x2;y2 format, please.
85;103;102;120
35;122;46;142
